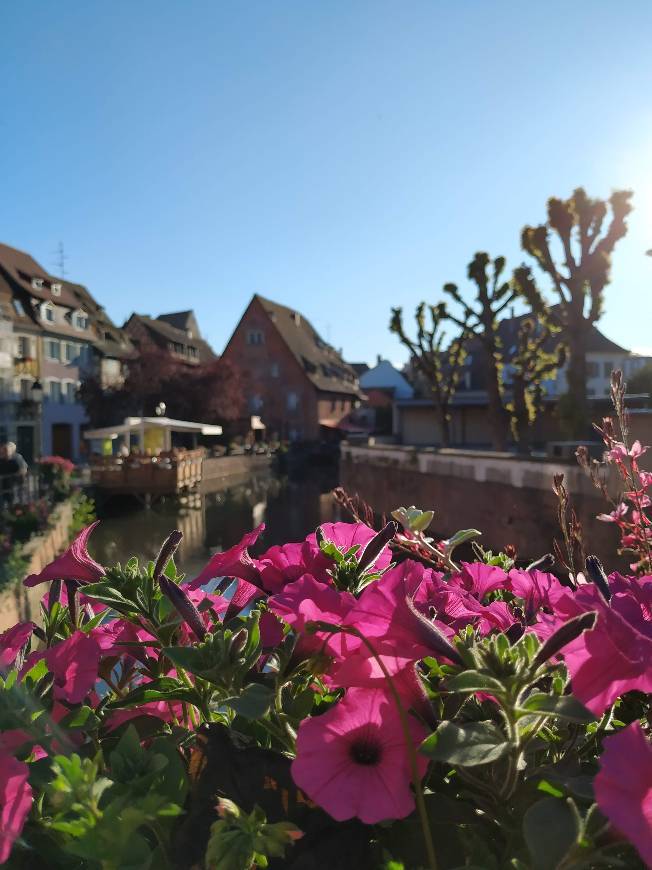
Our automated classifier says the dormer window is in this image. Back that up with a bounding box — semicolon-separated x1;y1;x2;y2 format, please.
51;283;62;296
32;278;44;290
42;303;55;323
12;299;25;317
74;311;89;330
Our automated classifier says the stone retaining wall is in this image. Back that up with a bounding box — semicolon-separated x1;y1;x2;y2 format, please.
340;444;624;567
0;500;74;632
201;454;273;492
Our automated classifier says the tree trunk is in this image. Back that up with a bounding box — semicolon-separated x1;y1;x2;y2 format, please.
564;323;590;439
438;407;451;448
483;347;510;451
512;378;531;455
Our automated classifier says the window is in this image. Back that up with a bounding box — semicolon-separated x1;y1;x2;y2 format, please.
287;391;299;411
270;362;279;378
603;360;613;378
64;382;77;403
586;361;599;378
246;329;264;345
42;304;55;323
31;278;44;290
65;342;78;363
48;380;62;403
12;299;25;317
46;339;61;361
51;283;62;296
19;378;32;400
74;311;88;330
17;336;31;359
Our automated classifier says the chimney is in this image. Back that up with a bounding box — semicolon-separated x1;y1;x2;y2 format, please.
377;354;382;366
292;311;301;327
509;306;515;320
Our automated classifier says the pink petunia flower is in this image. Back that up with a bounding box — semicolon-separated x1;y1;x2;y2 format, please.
23;632;101;705
0;623;34;671
269;573;356;659
0;752;32;864
24;522;104;587
507;568;566;615
535;574;652;714
186;524;265;590
257;541;316;593
303;522;393;581
291;687;427;824
594;722;652;867
452;563;509;600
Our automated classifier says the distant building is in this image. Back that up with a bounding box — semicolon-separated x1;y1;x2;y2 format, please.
221;294;364;440
356;357;414;435
0;242;134;461
394;310;651;448
124;310;215;366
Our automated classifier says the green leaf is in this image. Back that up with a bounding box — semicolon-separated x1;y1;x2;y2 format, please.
57;705;101;731
520;693;596;723
445;671;505;695
81;582;141;615
523;797;581;870
108;677;199;709
420;721;510;766
227;683;274;720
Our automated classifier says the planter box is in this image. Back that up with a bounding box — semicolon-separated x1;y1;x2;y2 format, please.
0;500;74;631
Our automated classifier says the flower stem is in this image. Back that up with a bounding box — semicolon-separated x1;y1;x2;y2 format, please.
345;627;438;870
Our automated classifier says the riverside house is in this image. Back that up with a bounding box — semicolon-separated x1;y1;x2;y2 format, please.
221;294;364;441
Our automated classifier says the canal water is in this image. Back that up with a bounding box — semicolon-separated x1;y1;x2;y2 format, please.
91;470;342;580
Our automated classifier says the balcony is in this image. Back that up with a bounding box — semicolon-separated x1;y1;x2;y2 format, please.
14;356;38;377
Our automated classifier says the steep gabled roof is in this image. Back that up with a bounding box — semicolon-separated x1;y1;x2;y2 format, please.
126;313;215;364
156;310;199;334
253;294;363;397
0;242;135;355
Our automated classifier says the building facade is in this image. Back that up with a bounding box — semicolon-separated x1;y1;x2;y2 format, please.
221;295;363;441
0;243;134;461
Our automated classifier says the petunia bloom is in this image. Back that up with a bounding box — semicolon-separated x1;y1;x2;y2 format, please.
535;574;652;714
24;522;104;587
0;623;34;671
269;573;356;659
291;687;427;824
23;632;101;705
186;524;265;590
594;722;652;867
0;752;32;864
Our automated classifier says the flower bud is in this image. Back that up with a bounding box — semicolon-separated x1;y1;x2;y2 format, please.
533;611;598;668
357;521;397;573
585;555;612;602
159;575;206;642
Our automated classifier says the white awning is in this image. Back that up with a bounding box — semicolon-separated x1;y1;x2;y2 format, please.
84;416;222;440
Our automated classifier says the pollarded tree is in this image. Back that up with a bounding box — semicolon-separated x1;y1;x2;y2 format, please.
507;317;566;454
390;302;471;447
514;188;633;436
443;253;516;451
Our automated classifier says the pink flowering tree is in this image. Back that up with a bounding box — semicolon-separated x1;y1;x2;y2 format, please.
0;466;651;865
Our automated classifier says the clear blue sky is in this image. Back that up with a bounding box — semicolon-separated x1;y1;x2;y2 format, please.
2;2;651;365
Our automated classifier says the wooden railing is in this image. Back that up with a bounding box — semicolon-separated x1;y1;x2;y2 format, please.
89;449;204;495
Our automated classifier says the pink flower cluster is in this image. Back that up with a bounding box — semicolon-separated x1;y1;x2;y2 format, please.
1;519;651;865
593;429;652;573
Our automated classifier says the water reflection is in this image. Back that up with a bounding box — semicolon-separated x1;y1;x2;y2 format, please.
91;471;340;577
